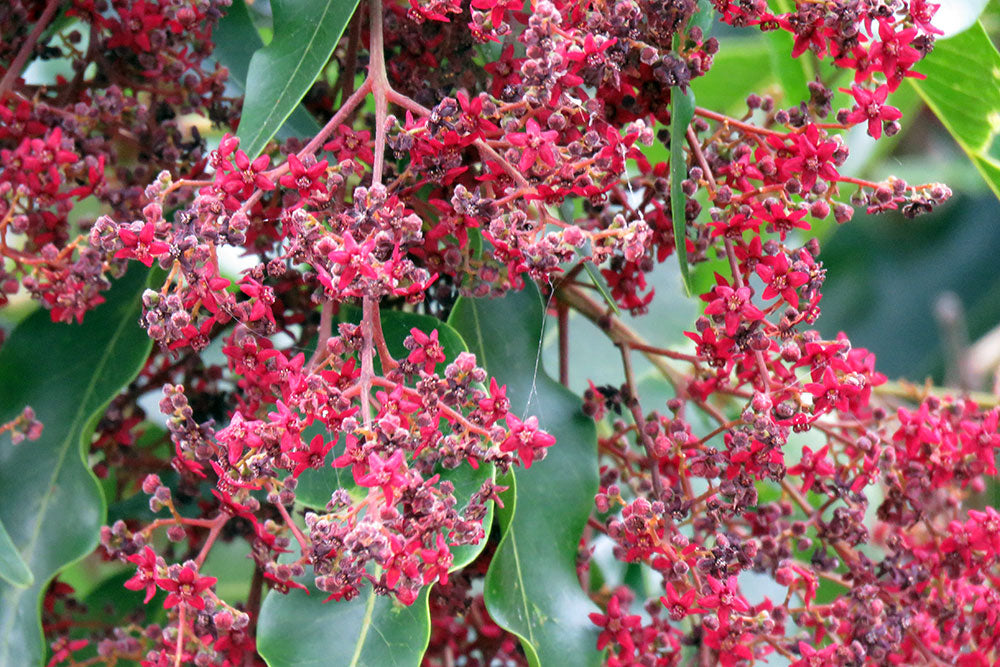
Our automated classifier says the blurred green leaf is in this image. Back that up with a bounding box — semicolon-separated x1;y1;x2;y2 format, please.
235;0;360;157
215;0;323;142
766;0;814;105
690;39;772;114
911;21;1000;200
0;265;154;666
671;87;696;296
0;517;32;588
690;0;716;36
449;283;602;667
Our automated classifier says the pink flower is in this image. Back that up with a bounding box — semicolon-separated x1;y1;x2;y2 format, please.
156;564;217;610
842;84;902;139
506;118;559;172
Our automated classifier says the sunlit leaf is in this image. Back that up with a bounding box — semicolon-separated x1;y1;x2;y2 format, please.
235;0;361;157
911;21;1000;200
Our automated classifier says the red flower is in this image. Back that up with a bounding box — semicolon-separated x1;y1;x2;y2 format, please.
156;564;217;610
107;1;164;52
842;84;902;140
698;575;750;628
124;546;161;604
355;450;408;505
406;328;446;373
506;118;559;172
779;124;839;191
756;252;809;307
500;414;555;468
791;641;837;667
869;19;921;90
288;433;333;478
589;594;641;654
115;222;170;267
323;125;374;166
278;153;328;201
661;582;706;621
702;276;764;337
786;444;835;493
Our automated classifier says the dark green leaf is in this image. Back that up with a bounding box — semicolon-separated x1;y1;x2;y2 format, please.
670;87;696;297
0;517;32;588
0;264;155;666
910;21;1000;200
236;0;361;158
214;0;323;142
258;582;430;667
449;283;602;667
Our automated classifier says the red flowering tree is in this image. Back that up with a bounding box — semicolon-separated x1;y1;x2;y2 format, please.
1;1;999;665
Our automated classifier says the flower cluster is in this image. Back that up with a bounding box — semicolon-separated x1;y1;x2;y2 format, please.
6;0;1000;666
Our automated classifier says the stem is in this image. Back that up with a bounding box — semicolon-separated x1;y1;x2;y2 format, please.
620;344;664;500
558;301;569;387
273;492;310;553
194;514;229;568
368;0;389;187
308;300;334;370
371;304;398;371
0;0;61;102
246;564;264;637
174;604;185;667
557;284;685;389
360;296;376;429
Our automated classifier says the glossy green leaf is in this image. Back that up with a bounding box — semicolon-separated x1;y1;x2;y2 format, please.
236;0;361;158
0;265;154;666
0;517;32;588
214;0;323;142
260;308;492;667
670;86;696;297
449;283;602;667
259;582;430;667
911;21;1000;200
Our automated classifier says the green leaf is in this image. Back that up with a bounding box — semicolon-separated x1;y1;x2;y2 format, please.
670;87;696;297
577;254;621;316
910;21;1000;200
689;0;716;36
259;308;493;667
690;38;772;114
236;0;361;158
0;517;32;588
258;583;430;667
214;0;323;142
767;0;814;105
0;264;155;666
448;283;602;667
